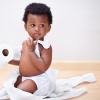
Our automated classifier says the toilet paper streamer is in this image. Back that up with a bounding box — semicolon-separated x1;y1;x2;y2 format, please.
0;44;14;68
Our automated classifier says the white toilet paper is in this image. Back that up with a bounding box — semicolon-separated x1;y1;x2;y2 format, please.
0;44;14;68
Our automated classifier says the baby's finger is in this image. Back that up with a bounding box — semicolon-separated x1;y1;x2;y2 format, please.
27;38;31;45
29;37;35;45
34;40;38;45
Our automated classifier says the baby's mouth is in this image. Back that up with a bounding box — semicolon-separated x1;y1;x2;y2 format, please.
34;34;40;40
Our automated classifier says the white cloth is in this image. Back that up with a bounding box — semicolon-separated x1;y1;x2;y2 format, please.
22;68;56;96
0;70;96;100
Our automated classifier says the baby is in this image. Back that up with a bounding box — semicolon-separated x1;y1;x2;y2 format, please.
9;3;55;96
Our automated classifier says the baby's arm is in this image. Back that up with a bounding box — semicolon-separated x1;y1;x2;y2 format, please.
9;60;20;66
9;48;21;66
19;39;52;76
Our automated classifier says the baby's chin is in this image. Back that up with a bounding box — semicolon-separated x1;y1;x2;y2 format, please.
31;36;44;41
39;37;44;41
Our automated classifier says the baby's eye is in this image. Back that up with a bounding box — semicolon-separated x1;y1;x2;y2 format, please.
39;24;45;28
31;24;35;27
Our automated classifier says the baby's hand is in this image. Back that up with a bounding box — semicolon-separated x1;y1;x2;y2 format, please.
22;38;37;53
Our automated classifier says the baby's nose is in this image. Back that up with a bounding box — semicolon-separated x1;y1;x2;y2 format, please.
35;26;39;31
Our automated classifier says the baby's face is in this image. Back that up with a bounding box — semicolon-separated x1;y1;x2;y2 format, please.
25;14;51;40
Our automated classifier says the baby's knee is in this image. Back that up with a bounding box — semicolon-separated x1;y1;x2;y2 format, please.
17;79;37;93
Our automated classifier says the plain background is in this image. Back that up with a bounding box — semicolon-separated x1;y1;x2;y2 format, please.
0;0;100;61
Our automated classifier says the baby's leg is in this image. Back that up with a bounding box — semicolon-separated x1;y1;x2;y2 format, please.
17;79;37;94
14;75;22;87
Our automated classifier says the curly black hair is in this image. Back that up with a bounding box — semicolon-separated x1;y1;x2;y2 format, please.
23;3;52;24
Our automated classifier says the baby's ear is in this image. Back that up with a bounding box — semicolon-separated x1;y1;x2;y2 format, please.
48;25;51;31
47;25;51;33
24;24;27;31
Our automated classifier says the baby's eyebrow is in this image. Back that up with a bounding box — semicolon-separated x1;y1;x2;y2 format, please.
39;23;45;24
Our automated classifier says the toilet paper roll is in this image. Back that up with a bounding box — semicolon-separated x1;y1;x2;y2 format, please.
0;44;14;68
